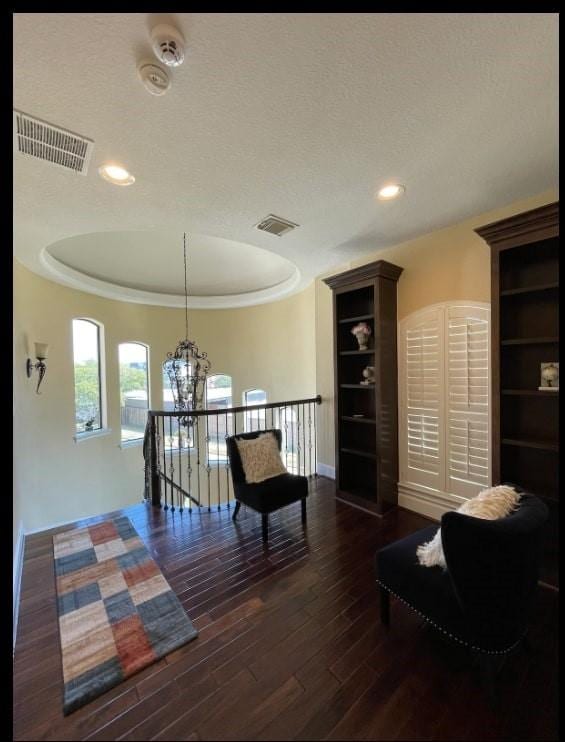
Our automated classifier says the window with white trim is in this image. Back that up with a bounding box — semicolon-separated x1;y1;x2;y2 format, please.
119;342;149;443
276;405;298;474
243;388;267;431
72;318;104;434
206;374;234;463
399;302;490;500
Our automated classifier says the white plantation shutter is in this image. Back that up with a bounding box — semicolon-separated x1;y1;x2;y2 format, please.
399;307;444;490
446;305;490;497
399;302;490;501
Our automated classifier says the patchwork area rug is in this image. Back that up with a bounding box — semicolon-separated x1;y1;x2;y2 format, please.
53;516;198;715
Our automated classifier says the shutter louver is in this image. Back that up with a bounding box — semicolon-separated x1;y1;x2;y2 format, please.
400;308;444;490
399;302;490;505
446;306;490;497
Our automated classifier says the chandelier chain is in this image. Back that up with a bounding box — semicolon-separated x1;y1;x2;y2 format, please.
184;232;189;340
164;233;210;417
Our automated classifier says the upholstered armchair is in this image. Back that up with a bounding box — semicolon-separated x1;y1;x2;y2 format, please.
375;487;548;702
226;429;308;542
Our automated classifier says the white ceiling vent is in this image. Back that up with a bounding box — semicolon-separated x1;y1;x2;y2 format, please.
255;214;299;237
13;110;94;175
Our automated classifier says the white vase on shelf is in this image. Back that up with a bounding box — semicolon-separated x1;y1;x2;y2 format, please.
539;362;559;391
351;321;372;351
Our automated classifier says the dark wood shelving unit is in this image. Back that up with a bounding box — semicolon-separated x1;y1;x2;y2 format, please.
502;389;559;397
501;337;558;346
500;282;558;296
340;447;378;460
338;313;374;324
341;416;377;425
324;259;403;516
476;201;559;589
501;438;559;453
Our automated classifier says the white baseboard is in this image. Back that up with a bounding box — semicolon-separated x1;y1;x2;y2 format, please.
317;463;335;479
398;481;467;522
24;513;101;536
13;521;25;652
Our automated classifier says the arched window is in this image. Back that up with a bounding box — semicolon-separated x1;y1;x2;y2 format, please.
72;318;104;435
243;388;267;432
206;374;233;463
119;342;149;443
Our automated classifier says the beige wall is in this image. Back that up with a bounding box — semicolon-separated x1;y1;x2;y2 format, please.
315;189;558;469
13;261;316;536
13;187;558;539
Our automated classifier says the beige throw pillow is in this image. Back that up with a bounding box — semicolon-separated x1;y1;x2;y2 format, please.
236;432;287;484
416;485;521;569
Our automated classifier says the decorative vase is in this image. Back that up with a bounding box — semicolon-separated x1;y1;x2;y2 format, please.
351;321;372;350
360;366;375;385
540;362;559;390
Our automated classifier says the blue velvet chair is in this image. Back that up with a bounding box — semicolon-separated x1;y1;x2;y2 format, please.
226;429;308;542
375;487;548;701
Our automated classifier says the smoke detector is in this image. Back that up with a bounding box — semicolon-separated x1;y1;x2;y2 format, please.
150;24;185;67
137;63;171;96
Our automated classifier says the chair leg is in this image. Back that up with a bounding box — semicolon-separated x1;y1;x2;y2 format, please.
478;653;498;708
380;586;390;626
262;513;269;542
301;498;307;524
232;501;241;521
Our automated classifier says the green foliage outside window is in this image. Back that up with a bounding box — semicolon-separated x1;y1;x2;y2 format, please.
74;361;147;431
74;360;101;430
118;365;148;404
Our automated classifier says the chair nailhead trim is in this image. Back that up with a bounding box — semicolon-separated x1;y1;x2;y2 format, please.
375;579;524;656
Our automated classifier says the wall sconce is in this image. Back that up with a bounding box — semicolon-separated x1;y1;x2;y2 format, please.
26;342;48;394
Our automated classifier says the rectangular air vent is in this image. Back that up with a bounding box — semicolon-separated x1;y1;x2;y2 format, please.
255;214;299;237
13;110;94;175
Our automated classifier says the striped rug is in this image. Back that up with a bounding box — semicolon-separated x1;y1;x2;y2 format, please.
53;516;198;715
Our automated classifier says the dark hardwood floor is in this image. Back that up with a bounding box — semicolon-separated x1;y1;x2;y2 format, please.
13;477;558;741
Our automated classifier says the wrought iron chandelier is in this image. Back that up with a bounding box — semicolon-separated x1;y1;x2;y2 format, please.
163;233;211;423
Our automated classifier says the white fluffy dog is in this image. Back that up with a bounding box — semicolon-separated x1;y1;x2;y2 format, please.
416;485;521;569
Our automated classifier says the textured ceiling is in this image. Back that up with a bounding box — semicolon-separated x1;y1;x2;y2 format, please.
13;13;559;306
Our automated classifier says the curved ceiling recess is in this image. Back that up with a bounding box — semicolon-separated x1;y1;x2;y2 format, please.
42;231;301;309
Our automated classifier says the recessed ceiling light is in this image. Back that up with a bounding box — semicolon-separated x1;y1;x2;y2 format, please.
99;163;135;186
376;183;405;201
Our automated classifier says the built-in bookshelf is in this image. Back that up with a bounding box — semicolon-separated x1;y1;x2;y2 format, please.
476;202;559;589
324;260;403;515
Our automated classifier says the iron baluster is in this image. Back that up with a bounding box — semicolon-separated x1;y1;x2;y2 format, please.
302;405;306;476
314;400;318;477
296;405;302;474
169;417;175;511
224;410;230;510
290;404;295;474
284;405;289;469
187;422;192;513
162;416;168;510
308;402;313;478
205;412;212;511
196;416;201;509
178;416;183;513
216;411;221;510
